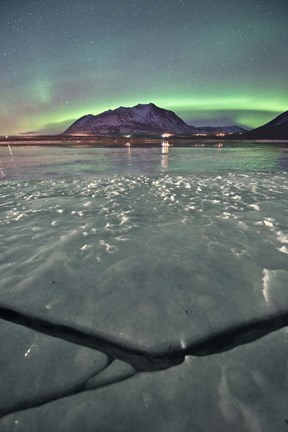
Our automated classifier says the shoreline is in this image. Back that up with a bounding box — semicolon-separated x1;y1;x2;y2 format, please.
1;137;288;147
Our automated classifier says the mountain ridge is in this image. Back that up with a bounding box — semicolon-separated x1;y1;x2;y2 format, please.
64;103;246;136
63;103;287;139
64;103;196;136
242;110;288;140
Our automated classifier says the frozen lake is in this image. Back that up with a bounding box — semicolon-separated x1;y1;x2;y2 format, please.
1;143;288;431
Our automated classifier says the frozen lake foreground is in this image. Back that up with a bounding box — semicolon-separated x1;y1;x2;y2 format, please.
0;144;288;431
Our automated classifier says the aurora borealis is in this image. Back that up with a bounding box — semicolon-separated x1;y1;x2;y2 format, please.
1;0;288;136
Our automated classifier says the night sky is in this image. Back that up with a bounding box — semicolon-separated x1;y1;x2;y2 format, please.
1;0;288;135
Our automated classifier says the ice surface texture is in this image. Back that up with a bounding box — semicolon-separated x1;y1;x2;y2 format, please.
0;146;288;430
1;328;288;431
0;173;288;353
0;321;109;416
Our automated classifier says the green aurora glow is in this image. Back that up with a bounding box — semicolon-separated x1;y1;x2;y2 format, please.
1;0;287;135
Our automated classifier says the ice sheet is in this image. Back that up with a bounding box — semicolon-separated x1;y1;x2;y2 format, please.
0;173;288;354
1;145;288;430
0;320;108;416
2;326;288;431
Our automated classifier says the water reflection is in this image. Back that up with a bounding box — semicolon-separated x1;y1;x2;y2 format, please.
0;142;287;179
0;164;6;178
161;141;170;169
124;142;131;162
0;145;12;178
279;148;288;170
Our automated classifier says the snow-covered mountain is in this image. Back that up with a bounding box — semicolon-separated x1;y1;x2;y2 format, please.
243;110;288;140
64;103;197;136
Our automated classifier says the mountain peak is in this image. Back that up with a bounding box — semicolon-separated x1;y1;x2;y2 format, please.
243;109;288;140
135;102;156;108
64;103;196;136
63;103;288;138
266;110;288;127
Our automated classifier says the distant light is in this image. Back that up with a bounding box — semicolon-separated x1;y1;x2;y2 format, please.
162;133;173;138
124;134;131;138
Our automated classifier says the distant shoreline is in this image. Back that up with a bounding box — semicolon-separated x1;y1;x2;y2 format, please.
1;136;288;147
